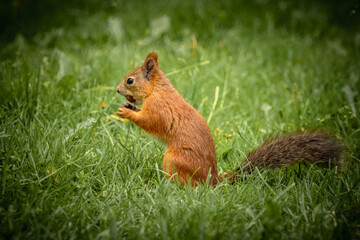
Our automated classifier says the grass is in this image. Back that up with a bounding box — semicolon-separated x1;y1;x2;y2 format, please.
1;0;360;239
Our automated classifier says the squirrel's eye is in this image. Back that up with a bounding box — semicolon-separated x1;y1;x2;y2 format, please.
126;78;134;85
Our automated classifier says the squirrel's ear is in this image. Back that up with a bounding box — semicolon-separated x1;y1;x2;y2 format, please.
142;52;159;81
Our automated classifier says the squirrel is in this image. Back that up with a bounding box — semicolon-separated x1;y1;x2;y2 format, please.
116;52;343;187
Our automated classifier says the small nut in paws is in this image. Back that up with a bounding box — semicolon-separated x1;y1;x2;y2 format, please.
122;103;140;112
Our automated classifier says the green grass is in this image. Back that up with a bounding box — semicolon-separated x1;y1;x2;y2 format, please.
1;0;360;239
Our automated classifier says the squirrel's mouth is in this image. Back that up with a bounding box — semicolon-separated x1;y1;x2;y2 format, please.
125;95;136;103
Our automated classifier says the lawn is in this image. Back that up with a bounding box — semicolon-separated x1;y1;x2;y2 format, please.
1;0;360;239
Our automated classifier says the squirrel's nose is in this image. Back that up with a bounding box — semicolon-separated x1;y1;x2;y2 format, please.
116;88;120;94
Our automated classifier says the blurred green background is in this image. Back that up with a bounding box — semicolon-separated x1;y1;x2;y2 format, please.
1;0;359;43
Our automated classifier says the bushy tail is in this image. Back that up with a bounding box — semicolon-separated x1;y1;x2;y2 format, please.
226;131;343;182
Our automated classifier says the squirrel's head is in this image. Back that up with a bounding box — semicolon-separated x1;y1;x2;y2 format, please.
116;52;159;105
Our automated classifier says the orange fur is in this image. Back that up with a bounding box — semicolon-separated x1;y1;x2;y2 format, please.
116;52;343;186
117;52;218;186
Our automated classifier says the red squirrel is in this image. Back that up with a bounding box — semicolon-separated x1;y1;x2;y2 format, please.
116;52;343;186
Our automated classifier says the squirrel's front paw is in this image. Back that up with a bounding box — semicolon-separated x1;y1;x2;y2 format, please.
116;106;133;119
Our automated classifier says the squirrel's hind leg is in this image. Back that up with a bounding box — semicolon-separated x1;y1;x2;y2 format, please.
163;151;200;186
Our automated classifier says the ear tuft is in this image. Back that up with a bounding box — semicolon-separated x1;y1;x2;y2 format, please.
143;52;159;80
145;52;158;63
